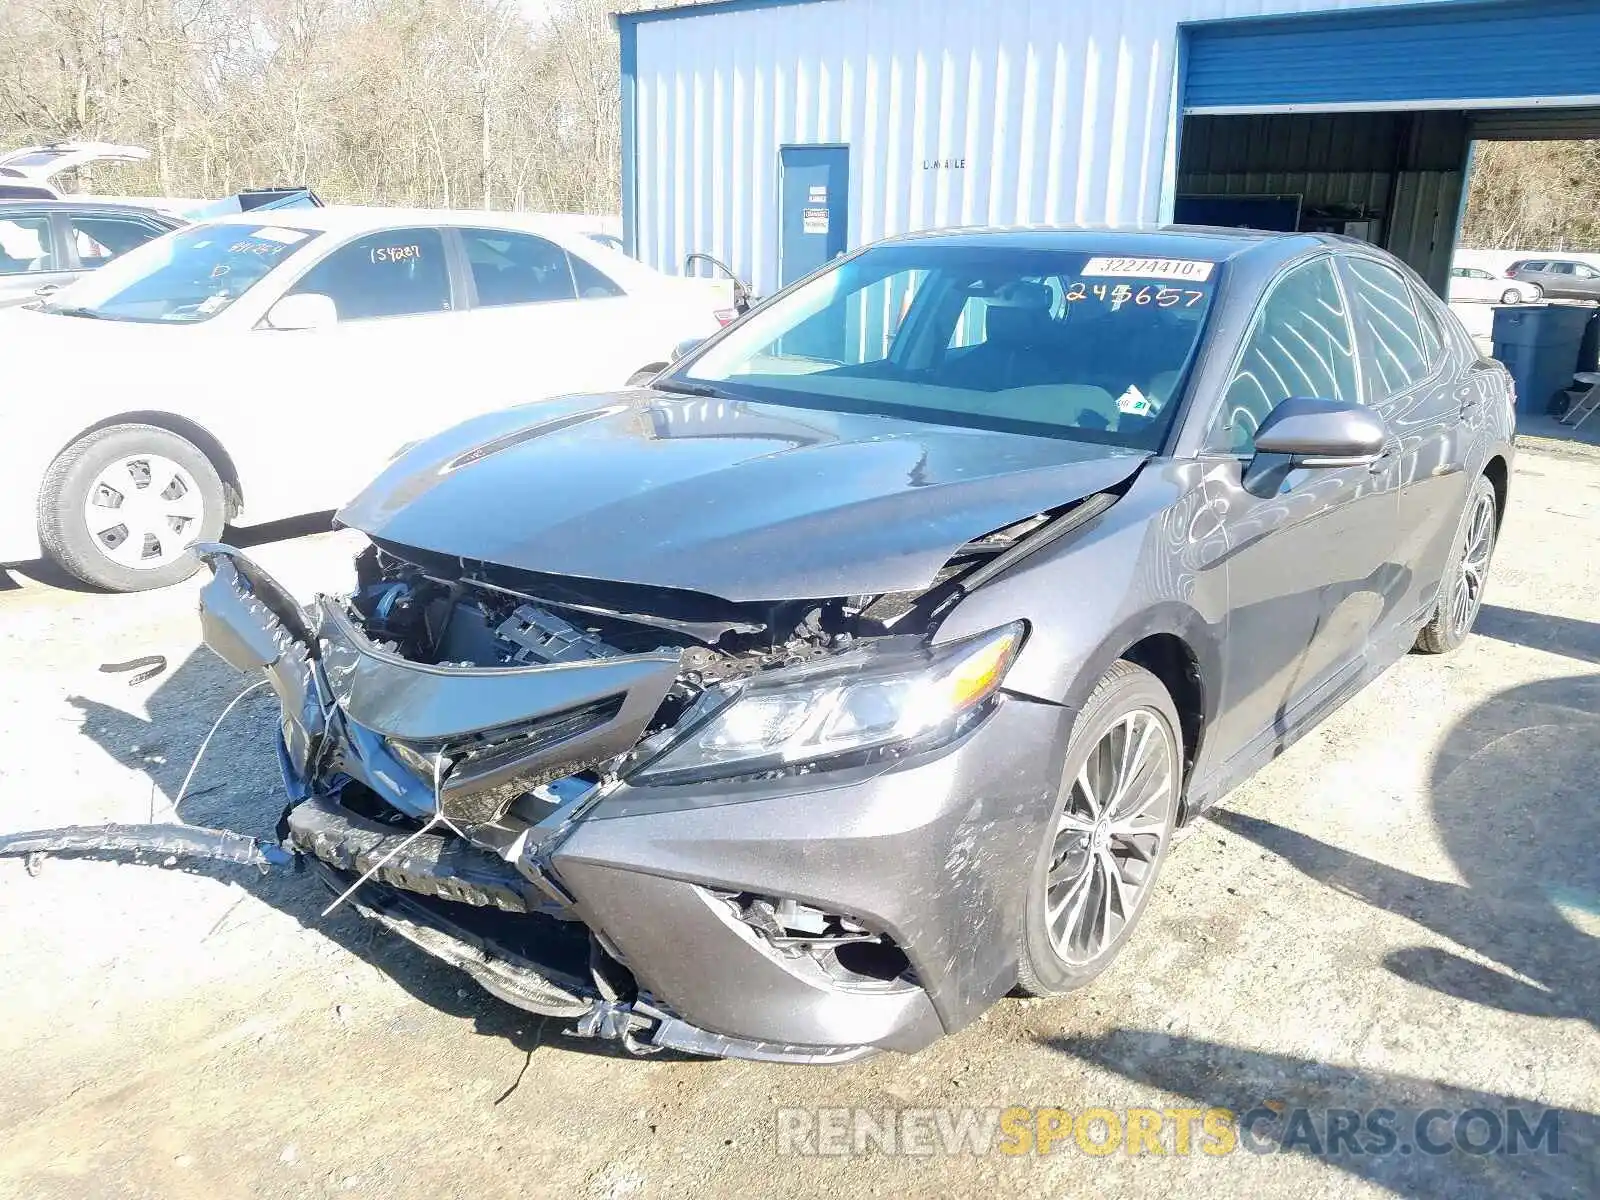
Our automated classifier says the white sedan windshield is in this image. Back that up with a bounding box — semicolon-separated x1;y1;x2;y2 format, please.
42;224;322;324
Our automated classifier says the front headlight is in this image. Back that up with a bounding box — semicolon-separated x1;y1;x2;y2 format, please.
626;622;1025;787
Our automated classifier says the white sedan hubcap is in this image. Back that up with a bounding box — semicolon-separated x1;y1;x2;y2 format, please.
82;454;205;569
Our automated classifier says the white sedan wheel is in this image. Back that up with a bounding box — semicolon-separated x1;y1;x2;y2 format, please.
81;453;207;569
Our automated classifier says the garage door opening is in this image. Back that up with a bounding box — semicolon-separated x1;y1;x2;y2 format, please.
1174;111;1468;295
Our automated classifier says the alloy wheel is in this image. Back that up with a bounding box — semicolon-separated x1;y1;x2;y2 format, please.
81;453;206;570
1448;489;1497;639
1044;708;1176;965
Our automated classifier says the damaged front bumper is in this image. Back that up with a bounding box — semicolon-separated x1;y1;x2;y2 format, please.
189;545;1068;1062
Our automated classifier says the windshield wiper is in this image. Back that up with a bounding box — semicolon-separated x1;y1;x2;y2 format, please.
42;304;110;320
653;380;724;398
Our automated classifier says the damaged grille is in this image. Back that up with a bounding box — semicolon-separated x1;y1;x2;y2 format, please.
434;697;624;826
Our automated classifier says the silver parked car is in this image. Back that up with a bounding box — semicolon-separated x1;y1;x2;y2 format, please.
0;199;185;307
11;227;1516;1063
1507;257;1600;302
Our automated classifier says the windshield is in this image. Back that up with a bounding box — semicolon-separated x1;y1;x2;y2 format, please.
41;223;321;323
676;245;1220;447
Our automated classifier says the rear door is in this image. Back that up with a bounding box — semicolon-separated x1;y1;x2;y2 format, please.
60;210;173;273
0;209;70;305
1342;255;1474;630
1540;261;1579;299
1202;254;1402;765
454;226;654;401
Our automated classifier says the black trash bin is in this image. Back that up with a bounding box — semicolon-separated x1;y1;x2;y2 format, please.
1492;304;1594;415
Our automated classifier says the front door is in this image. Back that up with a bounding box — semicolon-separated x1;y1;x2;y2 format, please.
778;145;849;289
251;225;466;512
1203;255;1403;765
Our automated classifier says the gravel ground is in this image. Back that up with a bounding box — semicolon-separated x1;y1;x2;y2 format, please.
0;450;1596;1200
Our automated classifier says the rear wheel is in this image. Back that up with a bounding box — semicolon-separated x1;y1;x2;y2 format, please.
1415;474;1498;655
1015;660;1182;996
37;423;226;591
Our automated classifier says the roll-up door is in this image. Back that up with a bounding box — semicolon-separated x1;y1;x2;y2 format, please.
1185;0;1600;115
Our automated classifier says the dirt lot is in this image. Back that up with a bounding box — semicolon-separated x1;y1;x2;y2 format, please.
0;448;1596;1200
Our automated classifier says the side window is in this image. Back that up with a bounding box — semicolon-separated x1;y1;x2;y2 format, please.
1549;262;1576;275
1345;258;1431;400
462;229;576;307
287;227;450;321
67;216;161;266
0;215;55;274
1210;257;1358;455
1411;283;1447;363
569;251;624;299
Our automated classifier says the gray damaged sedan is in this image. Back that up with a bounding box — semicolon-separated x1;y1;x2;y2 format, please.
192;228;1514;1062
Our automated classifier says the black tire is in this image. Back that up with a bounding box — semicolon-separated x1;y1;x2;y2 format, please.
1500;288;1523;305
37;423;226;592
1015;660;1183;997
1414;474;1499;655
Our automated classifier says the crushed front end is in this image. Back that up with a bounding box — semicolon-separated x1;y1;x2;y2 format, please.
194;536;1069;1063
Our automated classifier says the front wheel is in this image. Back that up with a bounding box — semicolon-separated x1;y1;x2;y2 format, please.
37;423;226;591
1015;660;1182;996
1501;287;1525;305
1414;474;1499;655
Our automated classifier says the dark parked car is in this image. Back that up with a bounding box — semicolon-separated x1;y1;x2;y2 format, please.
167;228;1515;1061
0;199;185;307
1507;257;1600;302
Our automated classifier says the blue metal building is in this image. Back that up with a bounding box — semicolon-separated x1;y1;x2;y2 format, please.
616;0;1600;296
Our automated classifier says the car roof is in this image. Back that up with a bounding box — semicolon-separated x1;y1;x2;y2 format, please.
194;205;616;236
877;223;1334;267
0;198;184;219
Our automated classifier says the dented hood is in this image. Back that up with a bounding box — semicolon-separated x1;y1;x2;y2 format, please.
336;392;1146;601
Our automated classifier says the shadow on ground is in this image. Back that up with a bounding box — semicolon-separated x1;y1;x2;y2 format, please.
50;637;678;1069
1474;603;1600;667
1052;666;1600;1196
1047;1030;1596;1198
0;512;335;593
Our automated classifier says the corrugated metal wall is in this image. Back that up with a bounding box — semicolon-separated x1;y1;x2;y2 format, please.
626;0;1440;293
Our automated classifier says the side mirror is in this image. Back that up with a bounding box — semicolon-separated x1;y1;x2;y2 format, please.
671;337;705;362
1243;396;1388;495
682;252;754;314
264;292;337;331
1252;396;1387;466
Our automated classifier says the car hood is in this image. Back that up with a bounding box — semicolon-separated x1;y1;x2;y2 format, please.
337;391;1148;601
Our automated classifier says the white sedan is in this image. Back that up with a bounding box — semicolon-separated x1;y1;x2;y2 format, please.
0;208;730;590
1447;265;1541;305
